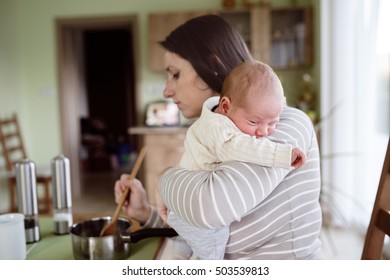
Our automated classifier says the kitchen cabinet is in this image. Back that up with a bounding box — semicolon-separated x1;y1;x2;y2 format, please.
269;6;313;69
219;6;270;64
148;6;313;72
128;126;188;205
220;6;313;69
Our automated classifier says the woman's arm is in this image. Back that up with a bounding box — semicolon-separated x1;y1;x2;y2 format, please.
160;162;288;228
160;107;314;228
142;205;167;229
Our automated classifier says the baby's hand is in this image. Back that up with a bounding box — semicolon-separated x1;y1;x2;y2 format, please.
291;147;307;168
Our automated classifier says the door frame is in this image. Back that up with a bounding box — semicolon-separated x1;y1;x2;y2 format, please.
56;15;140;198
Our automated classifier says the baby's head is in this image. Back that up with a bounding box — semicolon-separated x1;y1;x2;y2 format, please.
218;60;285;138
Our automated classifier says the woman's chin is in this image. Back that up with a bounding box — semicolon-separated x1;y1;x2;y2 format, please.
182;111;198;120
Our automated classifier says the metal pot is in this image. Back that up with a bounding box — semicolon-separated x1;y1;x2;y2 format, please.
70;216;177;260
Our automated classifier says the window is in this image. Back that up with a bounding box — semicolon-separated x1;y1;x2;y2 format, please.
320;0;389;231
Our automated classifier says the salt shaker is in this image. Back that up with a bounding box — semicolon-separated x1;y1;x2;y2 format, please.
51;154;73;234
15;159;40;243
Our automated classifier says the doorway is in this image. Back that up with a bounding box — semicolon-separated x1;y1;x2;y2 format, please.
56;15;139;199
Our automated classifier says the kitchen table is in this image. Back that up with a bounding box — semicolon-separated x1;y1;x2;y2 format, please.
26;214;163;260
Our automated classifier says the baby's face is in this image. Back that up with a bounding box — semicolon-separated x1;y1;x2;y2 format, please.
226;94;284;138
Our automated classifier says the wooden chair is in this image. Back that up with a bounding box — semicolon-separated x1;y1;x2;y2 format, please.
0;113;52;214
361;136;390;259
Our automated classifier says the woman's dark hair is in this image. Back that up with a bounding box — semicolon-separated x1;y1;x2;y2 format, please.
160;14;252;93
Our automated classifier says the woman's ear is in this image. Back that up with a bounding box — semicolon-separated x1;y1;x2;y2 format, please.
218;96;232;114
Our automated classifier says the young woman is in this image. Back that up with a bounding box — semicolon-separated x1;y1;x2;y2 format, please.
114;15;323;259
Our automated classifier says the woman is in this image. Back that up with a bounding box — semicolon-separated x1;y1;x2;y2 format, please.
114;15;323;259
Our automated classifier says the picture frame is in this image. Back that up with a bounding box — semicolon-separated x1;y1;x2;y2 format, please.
144;100;180;127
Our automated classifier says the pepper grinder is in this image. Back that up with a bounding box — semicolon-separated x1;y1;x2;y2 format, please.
51;154;73;234
15;159;40;243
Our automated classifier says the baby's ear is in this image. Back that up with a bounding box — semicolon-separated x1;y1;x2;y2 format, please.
218;96;231;114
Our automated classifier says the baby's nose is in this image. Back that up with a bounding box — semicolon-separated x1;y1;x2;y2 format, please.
255;128;268;138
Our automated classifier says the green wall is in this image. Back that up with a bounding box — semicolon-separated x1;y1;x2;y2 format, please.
0;0;319;210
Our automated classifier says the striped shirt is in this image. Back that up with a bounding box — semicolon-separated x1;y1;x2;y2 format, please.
149;105;323;259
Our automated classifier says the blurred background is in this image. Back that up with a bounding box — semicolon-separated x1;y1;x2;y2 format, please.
0;0;389;259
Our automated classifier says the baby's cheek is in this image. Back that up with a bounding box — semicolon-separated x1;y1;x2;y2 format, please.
241;126;255;136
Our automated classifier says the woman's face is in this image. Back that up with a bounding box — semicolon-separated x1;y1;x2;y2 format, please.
163;51;217;119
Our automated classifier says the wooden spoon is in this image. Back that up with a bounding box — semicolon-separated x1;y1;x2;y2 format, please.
99;146;147;237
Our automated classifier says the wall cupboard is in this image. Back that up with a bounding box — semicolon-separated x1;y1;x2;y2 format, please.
148;5;313;72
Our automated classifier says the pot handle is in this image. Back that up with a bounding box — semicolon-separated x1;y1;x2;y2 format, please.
121;228;178;243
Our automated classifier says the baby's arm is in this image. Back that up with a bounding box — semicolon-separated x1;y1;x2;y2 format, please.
208;116;308;169
215;132;298;169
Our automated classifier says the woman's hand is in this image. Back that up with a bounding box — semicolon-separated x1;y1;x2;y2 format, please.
114;174;151;224
155;188;168;223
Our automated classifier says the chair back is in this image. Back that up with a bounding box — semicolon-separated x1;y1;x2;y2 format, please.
361;137;390;259
0;113;28;172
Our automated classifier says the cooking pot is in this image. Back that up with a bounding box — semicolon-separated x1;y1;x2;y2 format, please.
70;216;177;260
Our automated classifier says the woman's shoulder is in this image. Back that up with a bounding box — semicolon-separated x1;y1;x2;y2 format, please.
281;106;310;117
273;106;315;148
280;106;314;128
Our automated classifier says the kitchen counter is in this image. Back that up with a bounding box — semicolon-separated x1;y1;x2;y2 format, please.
26;215;163;260
128;125;189;135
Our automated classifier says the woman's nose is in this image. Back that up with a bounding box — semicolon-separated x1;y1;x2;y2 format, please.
163;82;174;98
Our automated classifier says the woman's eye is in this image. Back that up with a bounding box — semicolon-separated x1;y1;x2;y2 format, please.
173;72;180;80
